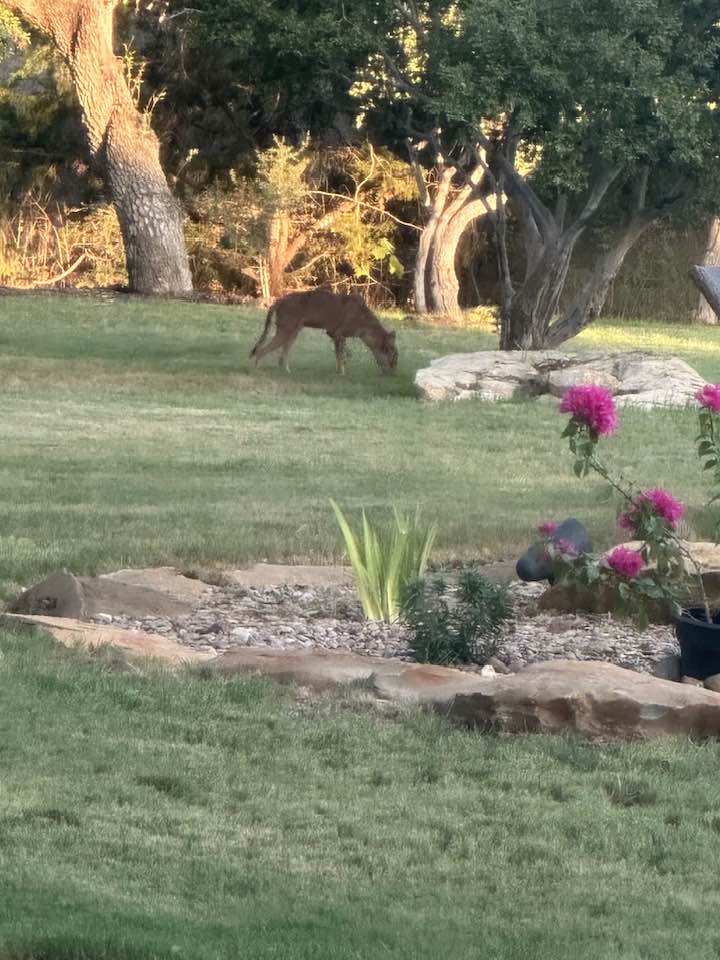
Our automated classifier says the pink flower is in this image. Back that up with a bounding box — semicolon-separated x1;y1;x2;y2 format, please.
697;384;720;413
555;538;578;556
619;487;685;532
559;384;618;436
538;520;559;537
606;546;644;579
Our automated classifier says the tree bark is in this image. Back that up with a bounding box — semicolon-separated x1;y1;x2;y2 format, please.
4;0;192;294
543;214;655;347
500;237;577;349
694;217;720;324
427;196;492;320
413;165;453;313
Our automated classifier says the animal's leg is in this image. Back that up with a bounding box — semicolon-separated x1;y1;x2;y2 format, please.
333;336;347;375
253;332;288;366
278;329;301;372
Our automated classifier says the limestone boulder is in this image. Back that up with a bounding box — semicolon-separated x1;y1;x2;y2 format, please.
415;349;706;408
414;352;540;402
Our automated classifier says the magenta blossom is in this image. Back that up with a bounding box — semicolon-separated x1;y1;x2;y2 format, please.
606;546;644;579
619;487;685;533
697;384;720;413
538;520;559;537
559;384;618;436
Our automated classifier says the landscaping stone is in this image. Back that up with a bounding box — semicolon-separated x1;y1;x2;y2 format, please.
445;660;720;738
100;566;211;604
2;612;214;664
228;563;352;588
705;674;720;693
10;571;195;620
213;649;720;739
415;350;706;407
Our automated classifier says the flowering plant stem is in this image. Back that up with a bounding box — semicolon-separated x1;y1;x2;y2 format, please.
557;383;715;626
587;451;710;622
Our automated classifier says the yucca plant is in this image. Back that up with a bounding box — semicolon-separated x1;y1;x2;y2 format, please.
330;500;436;622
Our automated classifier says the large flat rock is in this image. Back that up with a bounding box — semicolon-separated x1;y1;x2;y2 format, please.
100;567;211;604
228;563;352;588
446;660;720;738
2;613;214;664
211;646;482;699
415;350;706;407
212;648;720;738
8;570;201;620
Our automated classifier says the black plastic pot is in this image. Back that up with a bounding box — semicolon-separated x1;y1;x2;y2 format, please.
675;608;720;680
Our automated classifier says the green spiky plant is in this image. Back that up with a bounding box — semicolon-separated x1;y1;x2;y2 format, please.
330;500;436;622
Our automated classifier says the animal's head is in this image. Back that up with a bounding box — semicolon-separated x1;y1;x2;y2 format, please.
347;298;398;373
380;329;398;372
363;325;398;373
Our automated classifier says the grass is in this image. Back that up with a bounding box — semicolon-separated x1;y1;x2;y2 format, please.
3;625;720;959
2;293;720;600
4;298;720;958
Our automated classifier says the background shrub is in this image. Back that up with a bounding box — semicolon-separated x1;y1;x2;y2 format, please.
401;569;511;665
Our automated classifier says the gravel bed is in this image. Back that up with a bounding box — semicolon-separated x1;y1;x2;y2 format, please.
95;579;679;674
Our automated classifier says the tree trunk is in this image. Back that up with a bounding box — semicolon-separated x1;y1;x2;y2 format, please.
500;239;577;349
543;215;655;348
413;165;454;314
5;0;192;295
694;217;720;324
427;197;491;320
414;220;437;314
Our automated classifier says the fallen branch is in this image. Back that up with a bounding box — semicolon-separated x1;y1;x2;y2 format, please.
31;253;89;287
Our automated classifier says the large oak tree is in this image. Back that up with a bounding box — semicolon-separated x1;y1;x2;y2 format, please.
2;0;192;294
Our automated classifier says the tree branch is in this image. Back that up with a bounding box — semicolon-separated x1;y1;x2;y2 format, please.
307;191;422;230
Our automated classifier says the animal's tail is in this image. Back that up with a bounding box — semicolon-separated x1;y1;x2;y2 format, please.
249;305;276;357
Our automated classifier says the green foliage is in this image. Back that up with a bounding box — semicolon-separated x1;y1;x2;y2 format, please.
400;570;511;665
330;500;436;622
256;136;311;217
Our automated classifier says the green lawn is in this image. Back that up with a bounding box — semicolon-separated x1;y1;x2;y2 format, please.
3;625;720;960
2;293;720;600
4;298;720;958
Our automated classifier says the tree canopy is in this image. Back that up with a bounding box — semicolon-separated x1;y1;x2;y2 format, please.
1;0;720;335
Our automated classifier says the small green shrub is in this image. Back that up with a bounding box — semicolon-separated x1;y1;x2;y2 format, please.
400;569;511;665
330;500;436;622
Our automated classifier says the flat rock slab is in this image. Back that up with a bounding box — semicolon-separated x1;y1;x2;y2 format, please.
415;350;706;407
2;613;214;664
228;563;352;588
9;571;199;620
447;660;720;738
212;646;484;700
212;648;720;738
100;567;211;604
